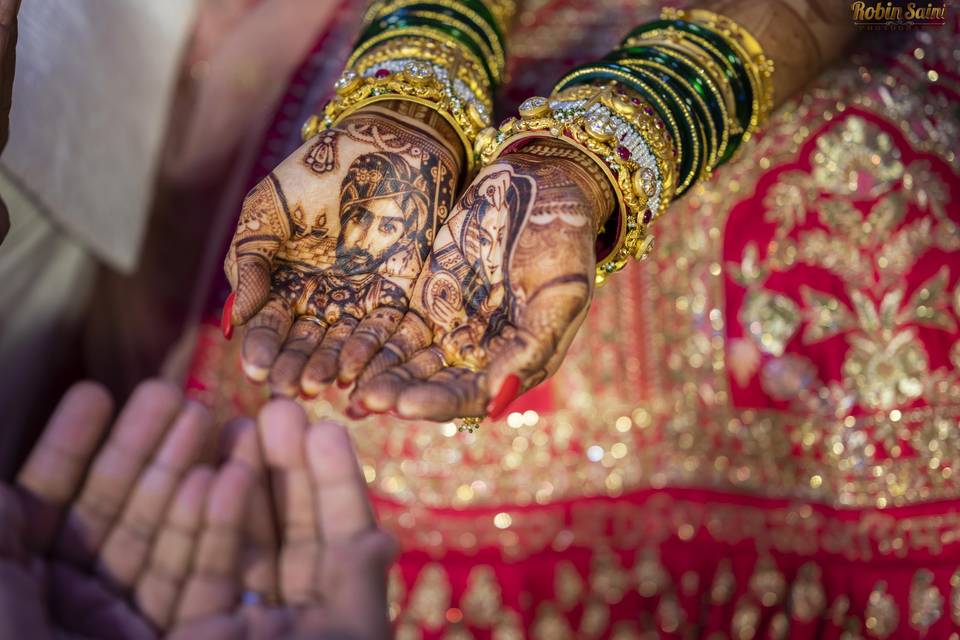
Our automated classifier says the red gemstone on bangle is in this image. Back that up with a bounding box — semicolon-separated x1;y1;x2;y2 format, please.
643;209;653;224
617;145;631;160
375;69;391;78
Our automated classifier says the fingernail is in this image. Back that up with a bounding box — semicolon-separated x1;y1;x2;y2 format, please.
221;292;236;340
299;389;318;401
336;378;352;390
486;374;521;420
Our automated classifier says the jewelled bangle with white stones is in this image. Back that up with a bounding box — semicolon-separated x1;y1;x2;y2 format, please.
302;60;493;175
475;84;678;286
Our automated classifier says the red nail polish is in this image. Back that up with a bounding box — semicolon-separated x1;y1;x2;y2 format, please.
345;404;368;420
486;374;521;420
336;378;352;390
358;399;383;415
221;292;236;340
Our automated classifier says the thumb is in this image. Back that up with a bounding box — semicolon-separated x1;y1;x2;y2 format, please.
484;279;591;419
225;176;290;325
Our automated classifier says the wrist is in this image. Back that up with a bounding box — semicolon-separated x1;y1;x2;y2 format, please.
510;138;616;230
350;100;466;175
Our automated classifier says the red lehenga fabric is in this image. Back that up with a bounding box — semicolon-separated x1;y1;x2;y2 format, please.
186;2;960;637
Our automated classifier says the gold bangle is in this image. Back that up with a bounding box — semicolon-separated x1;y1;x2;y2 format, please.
364;0;517;38
555;67;685;200
350;36;493;112
346;26;494;87
386;9;505;82
306;62;487;174
478;0;517;33
476;89;675;285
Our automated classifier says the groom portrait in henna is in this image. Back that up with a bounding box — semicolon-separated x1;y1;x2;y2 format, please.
222;103;460;397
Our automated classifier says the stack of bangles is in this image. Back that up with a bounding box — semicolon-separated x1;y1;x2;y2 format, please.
302;0;516;177
476;7;775;284
306;5;772;284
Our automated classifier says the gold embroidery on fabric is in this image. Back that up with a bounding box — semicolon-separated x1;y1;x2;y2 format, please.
396;621;423;640
656;592;684;634
830;594;851;627
532;602;574;640
590;547;629;604
491;609;524;640
749;556;786;607
711;558;736;605
788;562;826;623
406;563;452;630
579;597;610;638
908;568;943;632
610;621;645;640
555;560;584;610
865;580;898;638
731;595;761;640
389;565;407;622
634;547;671;597
767;612;788;640
952;567;960;625
443;624;474;640
462;565;502;627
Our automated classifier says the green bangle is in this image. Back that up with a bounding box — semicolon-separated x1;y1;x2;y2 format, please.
624;20;752;135
380;6;505;79
554;63;703;196
607;47;725;169
365;0;506;47
390;3;504;51
612;44;732;165
357;14;498;84
624;29;748;162
642;40;742;162
620;67;707;193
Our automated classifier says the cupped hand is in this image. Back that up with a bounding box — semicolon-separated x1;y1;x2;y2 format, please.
223;101;462;398
2;379;266;640
2;380;394;640
342;139;615;421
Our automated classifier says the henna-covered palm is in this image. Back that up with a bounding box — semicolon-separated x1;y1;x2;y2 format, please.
342;140;615;421
224;103;461;397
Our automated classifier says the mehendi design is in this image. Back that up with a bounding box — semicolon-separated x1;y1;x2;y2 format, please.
351;140;609;419
304;130;339;174
224;105;462;392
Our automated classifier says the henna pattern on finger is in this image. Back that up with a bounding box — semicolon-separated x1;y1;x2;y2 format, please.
234;174;292;265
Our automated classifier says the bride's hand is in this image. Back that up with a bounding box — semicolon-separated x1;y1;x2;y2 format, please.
341;139;614;421
222;102;462;397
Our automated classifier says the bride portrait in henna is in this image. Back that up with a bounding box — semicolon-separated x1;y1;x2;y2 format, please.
1;0;959;638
